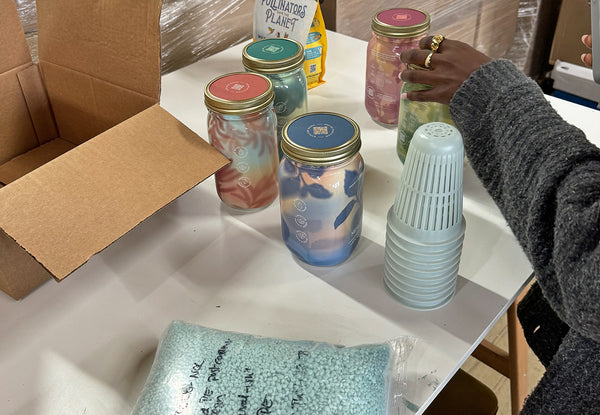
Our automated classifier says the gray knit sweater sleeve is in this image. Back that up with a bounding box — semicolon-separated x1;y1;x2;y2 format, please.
449;59;600;343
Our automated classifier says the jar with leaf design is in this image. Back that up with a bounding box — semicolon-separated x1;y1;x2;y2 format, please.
205;72;279;211
279;112;364;266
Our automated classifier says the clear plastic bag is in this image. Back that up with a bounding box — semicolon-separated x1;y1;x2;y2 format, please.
131;321;418;415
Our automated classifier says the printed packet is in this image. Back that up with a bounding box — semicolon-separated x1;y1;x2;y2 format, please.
253;0;327;89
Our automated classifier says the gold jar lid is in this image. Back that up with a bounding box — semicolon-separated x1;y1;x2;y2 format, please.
371;8;430;38
204;72;274;115
282;112;361;166
242;38;305;74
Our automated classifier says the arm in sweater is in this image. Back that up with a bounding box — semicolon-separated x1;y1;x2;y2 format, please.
450;59;600;343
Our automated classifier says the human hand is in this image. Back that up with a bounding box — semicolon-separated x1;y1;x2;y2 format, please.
399;36;491;105
581;34;592;67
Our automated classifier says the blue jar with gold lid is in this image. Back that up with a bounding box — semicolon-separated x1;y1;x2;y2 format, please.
243;38;308;159
278;112;364;266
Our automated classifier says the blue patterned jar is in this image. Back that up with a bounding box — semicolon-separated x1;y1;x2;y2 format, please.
243;38;308;160
279;112;364;266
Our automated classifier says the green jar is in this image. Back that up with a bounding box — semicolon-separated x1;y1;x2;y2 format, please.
396;65;454;162
243;38;308;160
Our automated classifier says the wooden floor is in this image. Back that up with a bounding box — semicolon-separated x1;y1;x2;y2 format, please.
462;313;546;414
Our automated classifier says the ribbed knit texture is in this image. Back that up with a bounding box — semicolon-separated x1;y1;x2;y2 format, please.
450;59;600;414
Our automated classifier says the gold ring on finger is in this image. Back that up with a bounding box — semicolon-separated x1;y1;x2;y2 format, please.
424;51;434;69
430;35;445;52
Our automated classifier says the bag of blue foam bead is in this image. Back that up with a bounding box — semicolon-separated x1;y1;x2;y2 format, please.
131;321;419;415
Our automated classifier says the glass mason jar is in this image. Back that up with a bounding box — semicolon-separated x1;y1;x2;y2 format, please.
279;112;364;266
365;8;430;127
396;65;455;162
204;72;279;211
243;38;308;160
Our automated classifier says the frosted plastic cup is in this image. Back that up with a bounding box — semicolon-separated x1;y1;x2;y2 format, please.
384;252;460;283
387;208;466;253
384;274;455;302
384;264;456;296
385;238;462;271
386;243;463;268
390;123;464;245
384;122;464;310
384;276;456;310
384;273;456;304
384;263;459;290
385;230;464;263
384;262;458;290
385;225;464;257
385;246;461;274
389;268;458;293
385;249;460;279
389;263;459;288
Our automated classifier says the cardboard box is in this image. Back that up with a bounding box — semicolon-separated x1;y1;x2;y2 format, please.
0;0;229;300
549;0;592;65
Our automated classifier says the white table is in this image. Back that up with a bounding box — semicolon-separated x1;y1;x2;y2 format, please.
1;31;598;415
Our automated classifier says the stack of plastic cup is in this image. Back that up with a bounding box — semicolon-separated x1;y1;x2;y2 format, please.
384;122;465;310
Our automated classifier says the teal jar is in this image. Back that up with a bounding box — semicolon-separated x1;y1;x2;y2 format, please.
243;38;308;160
396;65;454;162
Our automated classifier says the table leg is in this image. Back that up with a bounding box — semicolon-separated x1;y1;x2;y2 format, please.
472;288;529;415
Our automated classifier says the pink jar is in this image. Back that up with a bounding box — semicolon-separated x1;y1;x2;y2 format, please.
364;8;430;127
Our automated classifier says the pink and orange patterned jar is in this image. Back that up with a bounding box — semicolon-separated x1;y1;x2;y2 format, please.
205;72;279;211
364;8;430;127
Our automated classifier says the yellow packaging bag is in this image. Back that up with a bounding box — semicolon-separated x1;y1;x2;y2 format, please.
304;2;327;89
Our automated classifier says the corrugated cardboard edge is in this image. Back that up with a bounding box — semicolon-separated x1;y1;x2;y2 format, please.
0;104;229;291
0;229;52;300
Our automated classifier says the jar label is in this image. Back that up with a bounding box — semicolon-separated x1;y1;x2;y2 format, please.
209;73;270;101
377;8;427;27
246;38;300;61
287;113;356;150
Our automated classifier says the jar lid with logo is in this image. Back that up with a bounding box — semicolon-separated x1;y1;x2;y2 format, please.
242;38;305;74
204;72;275;115
282;112;361;166
371;8;430;38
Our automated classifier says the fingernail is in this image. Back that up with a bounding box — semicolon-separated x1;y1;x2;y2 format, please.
401;92;408;100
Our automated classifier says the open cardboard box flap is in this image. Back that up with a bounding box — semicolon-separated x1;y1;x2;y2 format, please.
0;0;229;300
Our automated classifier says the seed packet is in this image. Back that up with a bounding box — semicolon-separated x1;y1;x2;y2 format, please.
131;321;418;415
253;0;327;89
303;3;327;88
